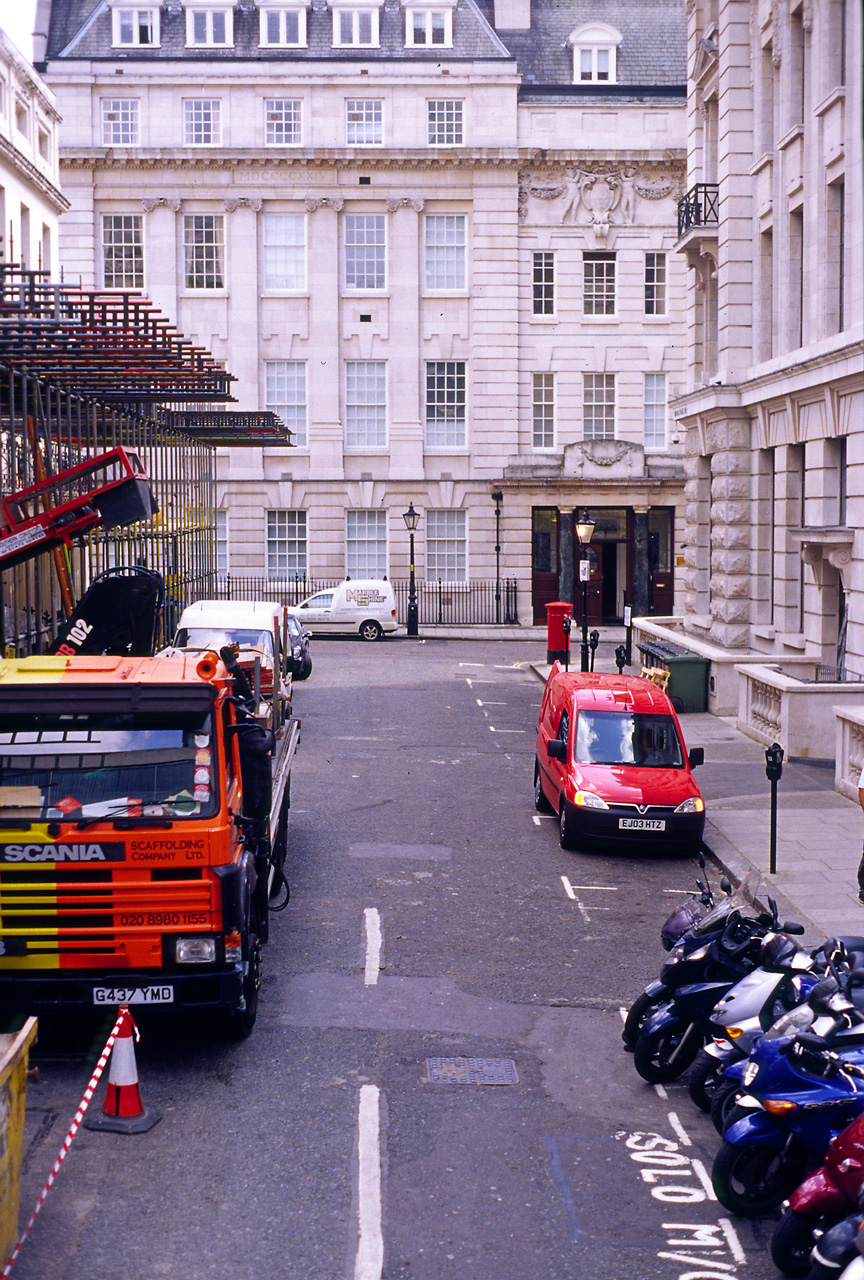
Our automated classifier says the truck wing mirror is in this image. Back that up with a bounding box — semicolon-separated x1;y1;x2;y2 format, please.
547;739;566;761
688;747;705;768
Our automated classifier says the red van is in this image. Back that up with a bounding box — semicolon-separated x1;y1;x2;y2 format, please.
534;664;706;853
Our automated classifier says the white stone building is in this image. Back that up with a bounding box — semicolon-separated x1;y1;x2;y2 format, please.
672;0;863;677
40;0;691;627
0;23;67;273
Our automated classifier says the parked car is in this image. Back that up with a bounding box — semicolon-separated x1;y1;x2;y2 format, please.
534;664;706;853
284;579;398;640
285;613;312;680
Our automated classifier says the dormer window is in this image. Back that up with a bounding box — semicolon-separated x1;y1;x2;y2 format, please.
182;0;236;47
330;0;383;47
109;4;160;47
260;1;309;47
567;22;622;84
402;0;455;47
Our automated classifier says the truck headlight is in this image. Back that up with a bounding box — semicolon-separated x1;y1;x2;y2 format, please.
175;937;216;964
674;796;705;814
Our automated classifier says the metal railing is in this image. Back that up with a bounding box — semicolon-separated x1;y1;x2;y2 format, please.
677;182;720;237
212;575;520;627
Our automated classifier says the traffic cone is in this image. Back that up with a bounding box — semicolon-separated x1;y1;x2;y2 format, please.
85;1008;161;1134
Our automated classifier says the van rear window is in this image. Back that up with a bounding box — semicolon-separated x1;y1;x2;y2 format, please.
575;711;683;768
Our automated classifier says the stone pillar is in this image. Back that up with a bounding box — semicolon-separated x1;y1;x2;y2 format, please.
706;409;752;649
559;509;573;606
631;508;650;616
388;199;423;481
306;199;344;480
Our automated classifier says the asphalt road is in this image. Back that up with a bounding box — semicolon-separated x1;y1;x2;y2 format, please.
13;639;780;1280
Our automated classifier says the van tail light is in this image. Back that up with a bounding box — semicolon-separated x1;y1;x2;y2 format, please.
391;609;396;617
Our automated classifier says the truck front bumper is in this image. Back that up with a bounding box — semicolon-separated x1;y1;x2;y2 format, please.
0;966;244;1014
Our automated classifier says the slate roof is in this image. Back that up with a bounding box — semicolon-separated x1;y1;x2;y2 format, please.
45;0;686;93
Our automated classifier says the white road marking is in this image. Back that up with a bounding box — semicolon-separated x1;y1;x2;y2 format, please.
568;884;618;891
654;1083;668;1100
532;815;541;826
363;908;382;986
476;699;507;705
691;1158;717;1201
488;726;525;733
459;662;485;667
667;1112;692;1147
718;1218;747;1264
354;1084;384;1280
560;876;576;900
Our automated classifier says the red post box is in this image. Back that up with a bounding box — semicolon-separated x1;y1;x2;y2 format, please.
546;601;573;666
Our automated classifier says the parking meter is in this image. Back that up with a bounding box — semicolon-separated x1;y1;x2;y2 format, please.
765;742;784;873
588;629;599;672
614;643;627;674
562;614;571;671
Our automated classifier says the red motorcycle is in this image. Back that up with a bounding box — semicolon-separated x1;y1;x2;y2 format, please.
773;1111;864;1276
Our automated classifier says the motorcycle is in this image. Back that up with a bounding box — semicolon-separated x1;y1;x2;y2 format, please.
623;868;762;1050
632;893;805;1084
772;1114;864;1276
712;975;864;1216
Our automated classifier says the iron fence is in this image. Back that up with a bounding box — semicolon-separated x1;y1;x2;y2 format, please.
212;575;520;627
677;182;720;237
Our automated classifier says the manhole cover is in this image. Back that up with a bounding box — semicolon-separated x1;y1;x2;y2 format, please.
425;1057;519;1086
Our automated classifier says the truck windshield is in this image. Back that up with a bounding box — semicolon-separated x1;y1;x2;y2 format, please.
0;711;218;821
575;710;684;768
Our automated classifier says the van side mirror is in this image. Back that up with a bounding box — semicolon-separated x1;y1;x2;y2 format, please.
547;738;566;761
689;747;704;768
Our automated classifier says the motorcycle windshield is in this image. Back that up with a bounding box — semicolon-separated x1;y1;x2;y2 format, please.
690;869;763;939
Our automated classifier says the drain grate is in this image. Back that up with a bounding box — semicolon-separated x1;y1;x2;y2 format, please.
425;1056;519;1086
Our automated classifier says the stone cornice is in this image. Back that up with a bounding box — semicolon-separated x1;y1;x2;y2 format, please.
0;133;70;212
60;146;686;174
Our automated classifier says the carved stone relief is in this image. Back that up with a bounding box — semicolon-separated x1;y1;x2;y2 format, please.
305;197;345;212
141;197;182;212
224;197;262;212
385;198;426;212
518;161;680;228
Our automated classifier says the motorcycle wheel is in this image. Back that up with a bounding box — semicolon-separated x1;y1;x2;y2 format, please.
772;1209;841;1278
632;1021;703;1083
622;990;663;1050
710;1079;742;1135
712;1138;809;1216
687;1048;728;1112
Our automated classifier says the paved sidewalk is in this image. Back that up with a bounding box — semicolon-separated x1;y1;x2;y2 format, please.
527;659;864;946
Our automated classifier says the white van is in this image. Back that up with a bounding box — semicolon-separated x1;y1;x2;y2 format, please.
168;598;291;715
285;579;398;640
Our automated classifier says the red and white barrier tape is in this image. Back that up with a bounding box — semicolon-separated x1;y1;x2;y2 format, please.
2;1006;137;1278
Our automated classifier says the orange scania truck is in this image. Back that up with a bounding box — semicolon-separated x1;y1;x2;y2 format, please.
0;647;299;1037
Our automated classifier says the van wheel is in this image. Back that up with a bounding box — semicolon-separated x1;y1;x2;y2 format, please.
223;929;261;1040
534;760;552;813
359;620;383;641
559;797;579;849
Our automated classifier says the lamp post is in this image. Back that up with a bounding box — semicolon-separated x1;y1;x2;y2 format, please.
574;508;595;672
491;489;503;625
402;502;420;637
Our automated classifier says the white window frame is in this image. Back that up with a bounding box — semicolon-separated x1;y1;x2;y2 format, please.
183;99;222;146
407;9;452;46
102;213;145;289
184;5;234;47
215;510;228;579
265;361;308;447
345;99;383;146
424;214;466;291
583;373;615;441
346;510;388;578
344;214;386;290
110;5;160;47
532;372;555;450
567;22;622;84
332;6;381;47
262;213;306;290
183;214;225;290
643;373;667;449
644;251;667;316
425;509;466;582
425;360;466;449
265;98;302;146
345;361;387;449
532;250;555;316
427;99;463;145
583;251;616;316
101;99;140;146
267;510;307;579
259;5;308;46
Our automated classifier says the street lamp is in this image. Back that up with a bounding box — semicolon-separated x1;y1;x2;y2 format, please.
574;507;595;672
491;489;503;625
402;502;420;637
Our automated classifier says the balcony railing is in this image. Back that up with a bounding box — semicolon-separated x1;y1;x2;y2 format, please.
677;182;720;238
